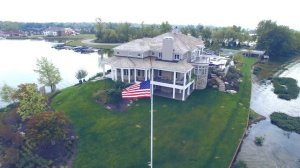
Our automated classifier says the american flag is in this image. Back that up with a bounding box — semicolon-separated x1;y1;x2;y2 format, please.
122;80;151;99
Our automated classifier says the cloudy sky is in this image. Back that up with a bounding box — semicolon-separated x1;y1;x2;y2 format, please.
1;0;299;30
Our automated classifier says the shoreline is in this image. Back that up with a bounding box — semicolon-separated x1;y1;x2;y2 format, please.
5;35;118;49
233;59;300;167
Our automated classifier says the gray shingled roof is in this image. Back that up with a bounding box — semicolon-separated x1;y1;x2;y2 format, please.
114;32;204;55
104;56;193;73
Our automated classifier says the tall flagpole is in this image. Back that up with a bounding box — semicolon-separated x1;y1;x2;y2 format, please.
150;68;154;168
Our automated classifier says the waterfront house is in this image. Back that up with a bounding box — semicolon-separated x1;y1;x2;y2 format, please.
43;27;65;36
102;31;213;101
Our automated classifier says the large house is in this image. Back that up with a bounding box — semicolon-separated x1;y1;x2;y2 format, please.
102;31;211;101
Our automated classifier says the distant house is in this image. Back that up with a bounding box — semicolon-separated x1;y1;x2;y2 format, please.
0;30;27;37
43;27;65;36
0;30;9;38
64;28;76;35
43;27;77;36
102;31;226;101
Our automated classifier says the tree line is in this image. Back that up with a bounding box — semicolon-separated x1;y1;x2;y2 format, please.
95;18;172;43
0;21;95;33
94;18;255;50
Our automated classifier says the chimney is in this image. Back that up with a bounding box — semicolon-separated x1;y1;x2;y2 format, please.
162;37;174;61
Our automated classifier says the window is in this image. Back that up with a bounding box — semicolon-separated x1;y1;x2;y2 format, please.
152;52;155;55
117;52;120;54
137;70;141;76
158;70;162;77
138;53;141;56
174;54;180;60
124;69;128;75
158;52;162;59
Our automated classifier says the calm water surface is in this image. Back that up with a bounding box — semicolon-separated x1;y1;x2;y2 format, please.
237;63;300;168
0;40;107;107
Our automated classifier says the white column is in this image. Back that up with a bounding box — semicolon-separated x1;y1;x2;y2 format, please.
173;71;176;85
183;72;187;86
121;68;124;82
182;88;185;101
145;69;147;81
173;71;176;99
134;69;137;83
189;70;192;81
148;69;151;80
128;69;131;83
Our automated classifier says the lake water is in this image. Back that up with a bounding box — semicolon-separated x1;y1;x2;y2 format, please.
236;63;300;168
0;40;107;107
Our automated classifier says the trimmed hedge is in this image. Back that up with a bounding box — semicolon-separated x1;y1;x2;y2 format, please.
272;77;300;100
270;112;300;134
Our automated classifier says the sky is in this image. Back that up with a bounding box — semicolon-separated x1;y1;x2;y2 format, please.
1;0;299;30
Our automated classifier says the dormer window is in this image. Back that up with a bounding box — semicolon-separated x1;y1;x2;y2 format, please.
152;52;155;55
117;52;120;54
174;54;180;60
138;53;141;56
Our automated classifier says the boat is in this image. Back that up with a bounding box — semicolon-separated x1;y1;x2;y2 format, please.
51;43;65;49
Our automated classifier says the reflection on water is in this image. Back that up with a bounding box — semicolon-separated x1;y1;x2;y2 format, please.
0;40;109;107
237;63;300;168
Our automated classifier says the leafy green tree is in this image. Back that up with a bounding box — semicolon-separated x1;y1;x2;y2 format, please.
14;83;46;120
75;69;88;83
26;112;69;147
95;18;106;42
34;57;62;93
0;84;16;103
256;20;300;58
160;21;172;33
103;29;118;43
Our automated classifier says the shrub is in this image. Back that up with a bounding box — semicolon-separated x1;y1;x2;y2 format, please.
270;112;300;134
93;90;109;104
107;89;122;104
254;136;264;146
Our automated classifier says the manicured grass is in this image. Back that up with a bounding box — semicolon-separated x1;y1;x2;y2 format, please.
52;57;255;168
270;112;300;134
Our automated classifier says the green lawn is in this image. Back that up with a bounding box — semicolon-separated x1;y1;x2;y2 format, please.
51;57;255;168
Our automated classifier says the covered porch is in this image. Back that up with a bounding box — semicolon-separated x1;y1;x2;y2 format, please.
153;82;195;101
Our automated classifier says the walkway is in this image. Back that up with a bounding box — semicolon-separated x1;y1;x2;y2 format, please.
215;77;226;92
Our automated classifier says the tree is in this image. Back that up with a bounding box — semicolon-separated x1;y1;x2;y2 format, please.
26;112;69;147
95;18;106;42
34;57;62;93
256;20;300;58
75;69;88;84
14;83;46;120
160;21;172;33
0;84;16;103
